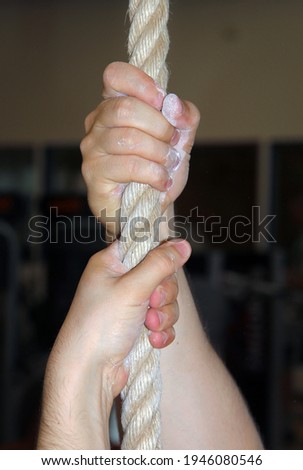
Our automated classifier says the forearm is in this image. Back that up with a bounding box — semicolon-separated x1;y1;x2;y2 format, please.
160;268;263;449
37;336;113;449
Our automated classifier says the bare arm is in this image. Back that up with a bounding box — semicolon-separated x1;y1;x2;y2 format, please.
79;61;263;449
161;267;263;449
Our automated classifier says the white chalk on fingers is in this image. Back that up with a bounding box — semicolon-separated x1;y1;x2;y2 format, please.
162;93;183;126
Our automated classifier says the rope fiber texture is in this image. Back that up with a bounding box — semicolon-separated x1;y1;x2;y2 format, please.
119;0;170;451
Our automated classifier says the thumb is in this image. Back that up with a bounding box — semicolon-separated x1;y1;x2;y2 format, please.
162;94;200;154
119;239;191;305
162;94;200;130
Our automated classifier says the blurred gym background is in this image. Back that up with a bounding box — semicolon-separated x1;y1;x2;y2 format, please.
0;0;302;449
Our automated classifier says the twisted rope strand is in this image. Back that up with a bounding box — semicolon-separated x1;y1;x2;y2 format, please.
119;0;170;451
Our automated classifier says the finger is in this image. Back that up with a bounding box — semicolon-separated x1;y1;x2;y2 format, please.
102;62;166;110
145;301;179;332
94;96;175;144
84;109;98;134
162;94;200;154
149;274;178;309
120;239;191;304
83;127;181;172
162;94;201;131
148;327;176;349
94;155;172;191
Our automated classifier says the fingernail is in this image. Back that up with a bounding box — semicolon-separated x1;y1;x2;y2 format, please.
161;331;169;345
171;128;181;146
157;310;166;326
162;93;184;120
165;177;173;191
154;83;166;108
166;147;181;172
158;289;167;307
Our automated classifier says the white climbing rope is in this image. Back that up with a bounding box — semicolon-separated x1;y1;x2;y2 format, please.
119;0;170;451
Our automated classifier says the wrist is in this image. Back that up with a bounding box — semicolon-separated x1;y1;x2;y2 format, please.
37;347;115;449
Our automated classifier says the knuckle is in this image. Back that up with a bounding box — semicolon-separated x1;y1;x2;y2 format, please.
117;128;139;151
79;138;86;156
147;162;167;188
125;156;141;180
80;133;94;157
123;155;167;189
84;111;95;133
167;275;179;298
113;96;135;122
81;159;93;184
153;164;168;188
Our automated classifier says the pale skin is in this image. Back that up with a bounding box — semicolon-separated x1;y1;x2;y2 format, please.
37;62;263;450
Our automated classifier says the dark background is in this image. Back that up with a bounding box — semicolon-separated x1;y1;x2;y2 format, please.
0;0;303;450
